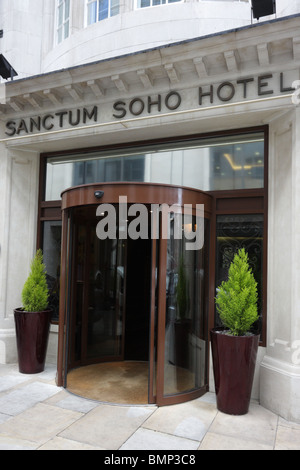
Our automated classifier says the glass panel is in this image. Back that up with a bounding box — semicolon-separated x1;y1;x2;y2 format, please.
64;21;69;39
138;0;151;7
150;238;159;400
42;221;62;322
98;0;109;20
45;133;264;201
209;139;264;190
57;27;63;44
57;0;69;43
216;214;264;334
64;0;70;20
124;238;152;367
88;1;97;24
58;3;64;25
110;0;120;16
164;214;207;396
46;161;74;200
75;225;87;361
105;159;121;181
86;221;126;359
137;0;181;6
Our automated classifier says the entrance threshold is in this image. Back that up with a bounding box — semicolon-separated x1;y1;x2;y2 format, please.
66;361;149;405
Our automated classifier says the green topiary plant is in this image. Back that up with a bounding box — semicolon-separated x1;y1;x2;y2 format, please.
21;249;49;312
215;248;258;336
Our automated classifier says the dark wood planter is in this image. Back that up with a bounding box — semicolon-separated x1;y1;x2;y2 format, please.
14;308;52;374
210;327;259;415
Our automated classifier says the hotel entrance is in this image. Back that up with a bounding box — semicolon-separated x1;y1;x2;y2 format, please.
57;183;212;406
66;206;152;404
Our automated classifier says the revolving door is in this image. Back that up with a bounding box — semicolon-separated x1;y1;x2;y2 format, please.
57;183;212;406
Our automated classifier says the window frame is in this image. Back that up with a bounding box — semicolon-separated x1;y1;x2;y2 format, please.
38;125;268;346
86;0;120;25
134;0;183;9
56;0;71;44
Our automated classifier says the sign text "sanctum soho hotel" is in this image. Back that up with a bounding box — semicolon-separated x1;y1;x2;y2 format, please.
4;72;297;137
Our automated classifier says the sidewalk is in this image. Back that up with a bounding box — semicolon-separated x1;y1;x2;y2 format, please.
0;363;299;450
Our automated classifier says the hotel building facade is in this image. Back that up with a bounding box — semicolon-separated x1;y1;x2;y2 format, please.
0;0;300;421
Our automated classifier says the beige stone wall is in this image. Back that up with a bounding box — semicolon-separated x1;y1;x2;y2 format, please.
260;107;300;423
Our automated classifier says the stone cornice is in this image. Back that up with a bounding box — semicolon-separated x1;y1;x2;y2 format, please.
0;15;299;118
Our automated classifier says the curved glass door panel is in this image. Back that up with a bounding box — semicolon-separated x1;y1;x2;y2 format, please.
86;236;125;360
162;214;208;400
73;223;87;363
58;183;211;405
68;207;126;367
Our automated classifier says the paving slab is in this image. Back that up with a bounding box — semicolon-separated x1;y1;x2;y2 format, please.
0;381;60;416
199;432;273;450
278;416;300;430
0;413;13;425
33;366;57;382
142;398;217;442
0;434;38;450
53;393;99;413
0;403;83;446
0;374;31;393
207;403;278;448
60;404;156;450
38;436;105;450
198;392;217;405
120;427;199;450
274;425;300;450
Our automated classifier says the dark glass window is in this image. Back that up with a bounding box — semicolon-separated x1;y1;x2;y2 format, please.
42;221;62;322
45;133;264;201
215;214;264;335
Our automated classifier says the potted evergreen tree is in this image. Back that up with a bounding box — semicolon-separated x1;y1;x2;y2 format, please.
14;250;52;374
210;248;259;415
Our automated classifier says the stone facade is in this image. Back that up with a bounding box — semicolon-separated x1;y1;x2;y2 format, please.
0;1;299;421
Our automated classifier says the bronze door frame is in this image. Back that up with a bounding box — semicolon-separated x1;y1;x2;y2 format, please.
57;182;212;406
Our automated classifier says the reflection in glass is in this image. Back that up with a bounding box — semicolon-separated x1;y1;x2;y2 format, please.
87;0;119;24
111;0;120;16
216;214;264;335
57;0;70;44
98;0;109;20
87;233;125;359
164;214;207;397
87;0;98;24
42;221;62;322
137;0;182;6
150;238;159;401
45;133;264;200
73;225;86;362
70;209;127;363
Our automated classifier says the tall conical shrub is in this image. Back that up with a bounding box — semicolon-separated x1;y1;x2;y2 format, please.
21;249;49;312
215;248;258;336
